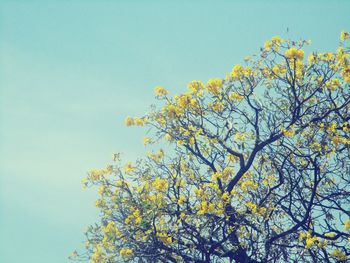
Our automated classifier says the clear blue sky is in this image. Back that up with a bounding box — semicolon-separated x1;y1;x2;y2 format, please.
0;1;349;262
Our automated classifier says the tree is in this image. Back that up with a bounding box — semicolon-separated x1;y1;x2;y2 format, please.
72;32;350;263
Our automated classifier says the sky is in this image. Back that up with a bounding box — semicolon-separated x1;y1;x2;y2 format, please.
0;1;349;262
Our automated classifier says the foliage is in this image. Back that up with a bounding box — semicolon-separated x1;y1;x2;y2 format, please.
72;32;350;263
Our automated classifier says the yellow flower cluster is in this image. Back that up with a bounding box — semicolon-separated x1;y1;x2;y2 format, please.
330;249;347;261
234;132;246;141
229;92;244;102
231;64;252;79
344;220;350;231
161;134;171;142
162;103;182;119
154;86;168;96
324;232;336;238
157;232;173;245
143;137;151;146
246;202;257;212
177;195;186;205
95;199;105;207
264;40;272;50
245;202;266;216
221;192;231;202
264;36;282;51
206;78;223;95
310;142;322;152
209;101;224;112
308;53;317;64
125;209;142;225
102;221;118;236
91;246;103;262
123;161;135;174
231;64;243;79
152;177;169;191
197;201;216;215
148;149;164;162
228;154;240;162
281;127;295;137
340;31;349;41
331;135;350;146
299;232;326;249
193;187;204;197
341;122;350;132
148;192;165;208
327;122;337;133
124;116;145;126
285;48;304;60
318;52;334;62
341;65;350;82
176;94;192;108
262;174;277;186
325;78;341;91
124;116;134;126
188;80;204;93
211;168;233;182
88;165;113;181
271;35;282;45
119;248;133;259
241;180;258;192
336;47;349;68
272;64;287;76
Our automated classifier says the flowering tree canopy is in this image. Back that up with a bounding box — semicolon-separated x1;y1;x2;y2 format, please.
72;32;350;263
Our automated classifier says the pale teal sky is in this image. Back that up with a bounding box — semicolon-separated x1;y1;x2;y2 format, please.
0;1;349;263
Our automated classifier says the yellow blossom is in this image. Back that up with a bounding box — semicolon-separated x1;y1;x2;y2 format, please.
157;232;173;245
123;161;135;174
188;80;204;92
206;78;223;95
210;101;224;112
308;53;317;64
120;248;133;259
331;249;347;261
177;195;186;205
95;199;105;207
325;78;341;90
246;202;257;213
231;64;244;79
271;35;282;45
340;31;349;41
91;246;103;262
154;86;168;96
134;117;144;126
124;116;134;126
344;220;350;231
152;177;168;191
305;236;320;249
264;40;272;50
234;132;246;141
229;92;244;102
341;65;350;82
324;232;336;238
148;149;164;162
285;48;304;60
241;180;258;191
221;192;230;202
281;127;295;137
143;137;151;146
164;133;172;141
